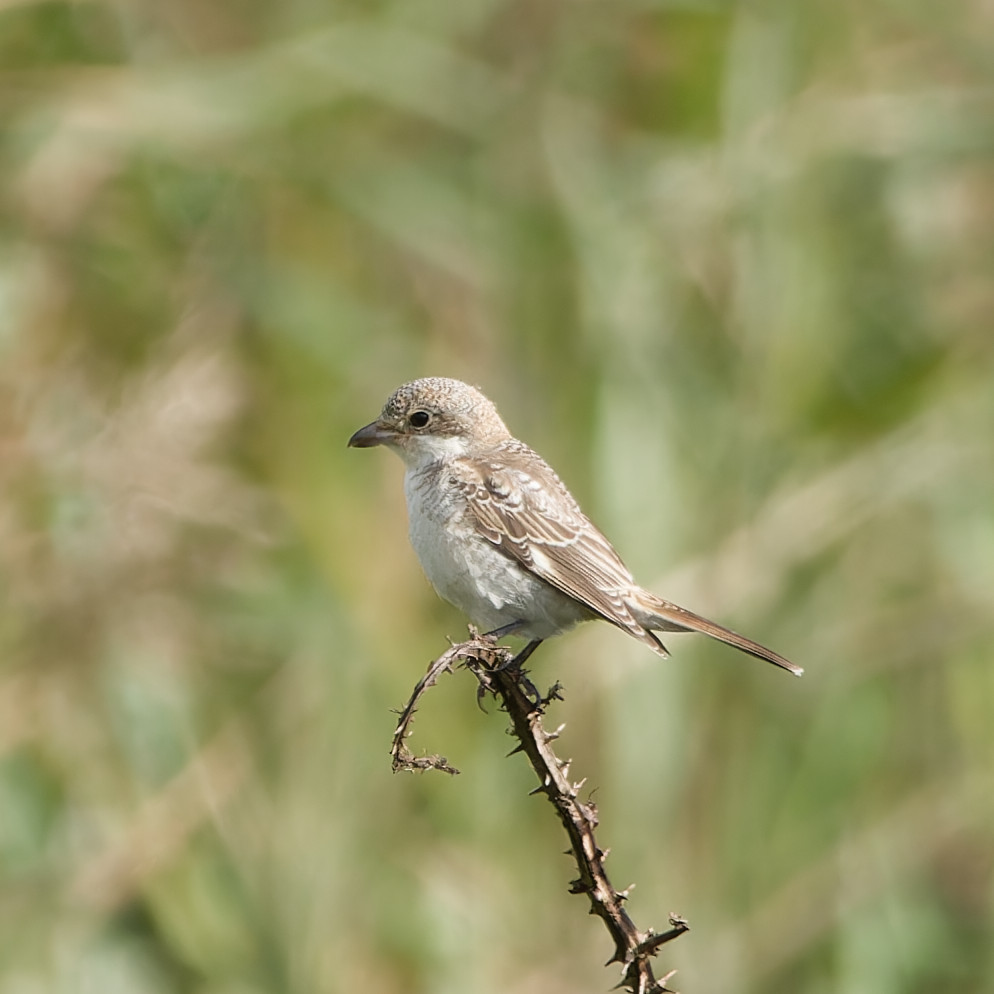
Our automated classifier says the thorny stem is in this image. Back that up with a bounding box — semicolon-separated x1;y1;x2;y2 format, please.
390;633;690;993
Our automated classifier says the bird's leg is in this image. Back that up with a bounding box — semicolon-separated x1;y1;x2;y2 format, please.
478;626;544;701
481;621;543;666
481;620;526;641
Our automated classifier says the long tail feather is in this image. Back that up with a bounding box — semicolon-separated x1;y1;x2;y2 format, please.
634;591;803;676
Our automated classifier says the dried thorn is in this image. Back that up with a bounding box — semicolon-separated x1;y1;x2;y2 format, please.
616;883;635;900
601;847;611;860
516;672;542;706
505;742;526;757
567;878;589;894
659;968;679;992
635;915;690;960
572;777;587;794
544;722;566;742
475;684;490;713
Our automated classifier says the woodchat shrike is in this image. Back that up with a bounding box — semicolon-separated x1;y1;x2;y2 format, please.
349;377;801;676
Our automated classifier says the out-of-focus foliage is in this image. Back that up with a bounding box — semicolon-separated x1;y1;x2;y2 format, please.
1;1;993;991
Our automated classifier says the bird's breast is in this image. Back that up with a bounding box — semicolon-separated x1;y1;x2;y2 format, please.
404;464;501;608
402;463;585;637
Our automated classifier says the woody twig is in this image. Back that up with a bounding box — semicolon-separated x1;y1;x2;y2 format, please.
390;632;689;992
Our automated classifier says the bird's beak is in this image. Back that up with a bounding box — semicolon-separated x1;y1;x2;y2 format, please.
348;420;395;448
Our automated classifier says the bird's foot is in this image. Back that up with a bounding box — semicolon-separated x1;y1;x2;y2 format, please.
495;638;543;671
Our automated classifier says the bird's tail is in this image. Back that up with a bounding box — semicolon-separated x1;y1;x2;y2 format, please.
629;589;803;676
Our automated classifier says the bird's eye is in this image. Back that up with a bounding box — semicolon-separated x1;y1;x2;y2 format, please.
408;410;431;429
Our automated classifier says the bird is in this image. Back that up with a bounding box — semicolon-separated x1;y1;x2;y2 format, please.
348;377;802;677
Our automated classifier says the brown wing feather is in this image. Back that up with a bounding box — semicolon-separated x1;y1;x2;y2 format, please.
451;446;668;654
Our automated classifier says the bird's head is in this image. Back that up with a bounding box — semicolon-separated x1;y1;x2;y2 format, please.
348;377;511;468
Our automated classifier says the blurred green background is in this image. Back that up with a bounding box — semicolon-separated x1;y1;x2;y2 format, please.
2;1;993;991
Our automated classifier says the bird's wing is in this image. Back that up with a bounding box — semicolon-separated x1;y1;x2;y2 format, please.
450;443;802;676
451;445;668;653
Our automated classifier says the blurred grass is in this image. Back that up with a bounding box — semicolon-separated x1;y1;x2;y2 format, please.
1;1;993;992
